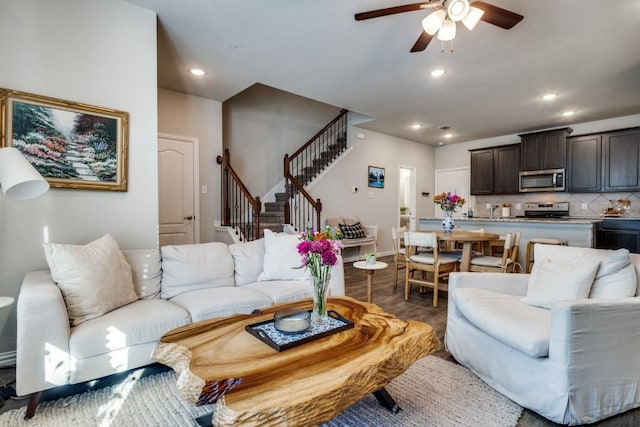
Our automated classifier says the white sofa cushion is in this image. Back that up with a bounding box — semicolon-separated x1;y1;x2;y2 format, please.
453;288;551;357
122;249;162;299
535;245;637;298
257;229;308;281
69;298;191;359
43;234;138;327
229;239;265;286
522;260;599;309
169;287;273;323
242;280;312;304
161;242;235;299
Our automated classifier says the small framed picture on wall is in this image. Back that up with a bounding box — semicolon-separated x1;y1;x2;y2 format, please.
368;165;385;188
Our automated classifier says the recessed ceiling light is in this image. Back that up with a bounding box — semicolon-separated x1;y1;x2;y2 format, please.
542;93;557;101
438;141;445;145
430;68;446;77
444;133;453;138
189;68;207;76
562;110;576;117
411;123;422;129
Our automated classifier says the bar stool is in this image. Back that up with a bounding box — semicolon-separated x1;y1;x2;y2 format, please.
525;238;568;273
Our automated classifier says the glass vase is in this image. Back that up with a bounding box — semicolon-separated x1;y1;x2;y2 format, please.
311;273;331;325
442;211;455;233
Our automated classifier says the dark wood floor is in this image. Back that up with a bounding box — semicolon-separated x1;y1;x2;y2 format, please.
344;255;640;427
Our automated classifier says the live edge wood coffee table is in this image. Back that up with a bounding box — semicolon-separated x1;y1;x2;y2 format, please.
152;296;440;426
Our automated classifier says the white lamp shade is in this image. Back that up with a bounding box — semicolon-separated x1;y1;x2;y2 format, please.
437;19;457;41
462;6;485;30
446;0;470;22
0;147;49;200
422;9;446;35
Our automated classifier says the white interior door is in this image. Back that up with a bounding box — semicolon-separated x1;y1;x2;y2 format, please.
398;166;417;230
435;167;470;219
158;134;199;246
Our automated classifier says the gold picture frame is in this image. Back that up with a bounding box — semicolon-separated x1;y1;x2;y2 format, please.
0;88;128;191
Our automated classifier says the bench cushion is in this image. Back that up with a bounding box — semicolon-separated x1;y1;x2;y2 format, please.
453;288;551;357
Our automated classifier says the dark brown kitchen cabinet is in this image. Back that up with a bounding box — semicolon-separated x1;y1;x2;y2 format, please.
470;144;520;195
470;148;493;195
595;220;640;254
520;128;572;171
567;134;601;192
603;128;640;191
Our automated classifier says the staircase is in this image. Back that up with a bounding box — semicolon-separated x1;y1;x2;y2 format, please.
219;109;349;241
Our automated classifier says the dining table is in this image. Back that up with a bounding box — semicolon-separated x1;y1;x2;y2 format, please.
425;230;500;272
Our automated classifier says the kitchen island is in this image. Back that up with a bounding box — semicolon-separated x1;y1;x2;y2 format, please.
418;217;601;270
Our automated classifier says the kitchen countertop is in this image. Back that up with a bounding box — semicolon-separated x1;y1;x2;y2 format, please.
419;217;602;224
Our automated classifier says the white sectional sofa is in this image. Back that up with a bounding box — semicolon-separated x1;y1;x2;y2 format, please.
16;230;344;417
446;244;640;425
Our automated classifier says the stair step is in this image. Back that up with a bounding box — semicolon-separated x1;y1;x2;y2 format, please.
260;211;285;222
264;201;285;212
275;192;287;202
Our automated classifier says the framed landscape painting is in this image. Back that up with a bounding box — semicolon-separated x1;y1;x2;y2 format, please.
0;88;128;191
368;165;385;188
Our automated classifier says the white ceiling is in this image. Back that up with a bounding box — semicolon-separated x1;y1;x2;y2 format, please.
126;0;640;145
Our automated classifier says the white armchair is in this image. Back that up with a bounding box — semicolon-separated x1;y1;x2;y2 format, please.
446;244;640;425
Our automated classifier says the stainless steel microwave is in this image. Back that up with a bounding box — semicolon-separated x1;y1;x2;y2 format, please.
519;168;565;192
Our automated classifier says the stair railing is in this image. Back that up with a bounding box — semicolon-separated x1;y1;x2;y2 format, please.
284;109;348;232
217;149;261;241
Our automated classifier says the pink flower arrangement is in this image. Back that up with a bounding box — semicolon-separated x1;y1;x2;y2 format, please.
296;226;343;279
433;191;466;212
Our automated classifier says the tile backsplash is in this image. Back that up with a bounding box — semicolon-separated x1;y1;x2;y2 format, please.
473;192;640;218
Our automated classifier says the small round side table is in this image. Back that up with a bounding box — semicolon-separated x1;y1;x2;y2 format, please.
353;261;388;304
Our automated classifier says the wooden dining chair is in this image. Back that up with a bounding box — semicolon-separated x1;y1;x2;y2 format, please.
404;231;459;307
391;226;407;289
469;232;521;273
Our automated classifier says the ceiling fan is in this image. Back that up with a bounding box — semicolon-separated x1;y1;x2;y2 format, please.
354;0;523;52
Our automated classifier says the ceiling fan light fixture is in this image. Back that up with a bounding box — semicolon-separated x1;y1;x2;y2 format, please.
446;0;470;22
422;9;446;35
437;19;456;41
461;6;484;30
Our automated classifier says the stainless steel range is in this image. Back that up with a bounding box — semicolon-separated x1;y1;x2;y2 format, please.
522;202;569;219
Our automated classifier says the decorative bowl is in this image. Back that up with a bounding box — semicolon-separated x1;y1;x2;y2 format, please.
273;308;310;334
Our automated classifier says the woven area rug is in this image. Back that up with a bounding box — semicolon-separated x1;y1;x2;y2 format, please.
0;356;522;426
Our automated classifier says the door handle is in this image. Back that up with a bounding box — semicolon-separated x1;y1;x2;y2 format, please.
184;216;194;220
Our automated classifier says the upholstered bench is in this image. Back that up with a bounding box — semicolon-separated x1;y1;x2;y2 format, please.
326;217;378;261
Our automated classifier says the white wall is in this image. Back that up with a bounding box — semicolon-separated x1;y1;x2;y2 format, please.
223;84;342;196
0;0;158;352
158;88;223;242
312;128;435;257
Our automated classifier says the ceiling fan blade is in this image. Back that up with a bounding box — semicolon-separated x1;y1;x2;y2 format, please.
472;1;523;29
355;2;439;21
410;31;434;52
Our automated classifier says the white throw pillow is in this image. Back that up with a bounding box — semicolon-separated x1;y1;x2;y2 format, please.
121;249;162;299
161;242;235;299
229;238;265;286
522;260;599;309
257;229;308;281
43;234;138;326
534;245;636;298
